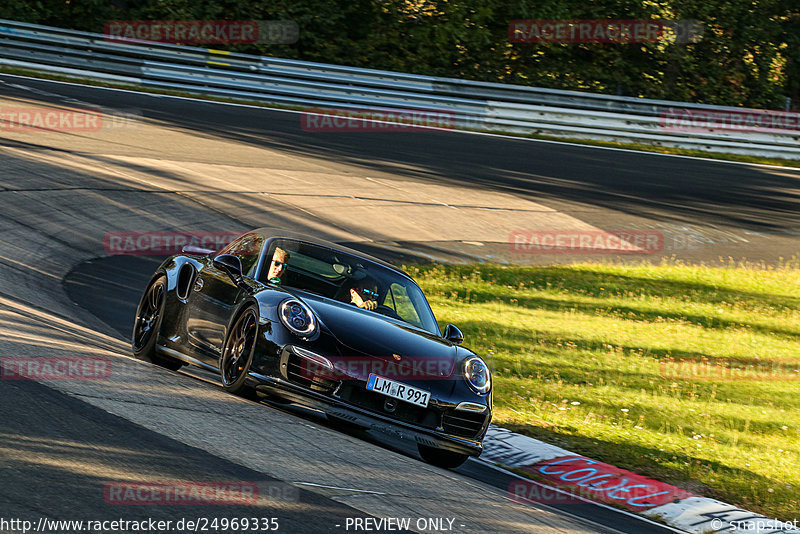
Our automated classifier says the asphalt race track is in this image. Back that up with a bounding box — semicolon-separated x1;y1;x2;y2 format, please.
2;74;799;264
63;255;673;534
1;73;798;533
0;378;375;532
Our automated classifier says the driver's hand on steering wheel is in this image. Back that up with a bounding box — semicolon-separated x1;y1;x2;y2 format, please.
350;289;378;310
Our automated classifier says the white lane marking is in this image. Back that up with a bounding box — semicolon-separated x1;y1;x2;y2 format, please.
2;73;798;172
293;482;386;495
2;80;96;107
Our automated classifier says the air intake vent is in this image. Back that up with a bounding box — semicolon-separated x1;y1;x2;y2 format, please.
285;351;337;394
442;410;488;439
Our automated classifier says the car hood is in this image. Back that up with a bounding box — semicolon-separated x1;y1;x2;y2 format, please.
296;292;459;380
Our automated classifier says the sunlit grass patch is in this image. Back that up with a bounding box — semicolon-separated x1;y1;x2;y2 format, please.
409;260;800;520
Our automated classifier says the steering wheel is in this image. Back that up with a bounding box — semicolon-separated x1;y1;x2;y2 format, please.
375;304;401;320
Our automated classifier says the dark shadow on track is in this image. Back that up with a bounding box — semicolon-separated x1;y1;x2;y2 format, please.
0;379;396;531
64;255;168;339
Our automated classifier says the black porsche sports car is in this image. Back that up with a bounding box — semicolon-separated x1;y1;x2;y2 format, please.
132;228;492;468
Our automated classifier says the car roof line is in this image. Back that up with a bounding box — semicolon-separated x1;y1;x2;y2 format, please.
254;227;413;280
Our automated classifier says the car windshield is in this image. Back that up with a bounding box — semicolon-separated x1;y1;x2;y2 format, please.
260;239;439;334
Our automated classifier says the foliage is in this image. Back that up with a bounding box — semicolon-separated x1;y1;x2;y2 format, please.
3;1;796;108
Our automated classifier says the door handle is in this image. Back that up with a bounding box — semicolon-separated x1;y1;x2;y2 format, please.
193;277;204;291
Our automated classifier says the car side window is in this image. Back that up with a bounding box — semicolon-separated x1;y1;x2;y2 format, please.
219;233;264;277
385;283;422;327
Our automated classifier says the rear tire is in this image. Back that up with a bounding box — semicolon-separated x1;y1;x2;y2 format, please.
417;444;469;469
132;275;183;371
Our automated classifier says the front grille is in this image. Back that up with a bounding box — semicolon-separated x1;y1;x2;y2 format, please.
442;410;488;439
338;385;439;429
285;352;338;394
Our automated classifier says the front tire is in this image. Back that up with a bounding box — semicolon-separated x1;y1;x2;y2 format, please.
418;444;469;469
220;306;259;397
132;275;183;371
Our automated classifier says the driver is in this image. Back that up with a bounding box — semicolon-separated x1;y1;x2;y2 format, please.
349;279;379;311
266;247;290;284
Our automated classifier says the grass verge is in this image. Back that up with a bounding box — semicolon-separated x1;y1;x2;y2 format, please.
2;65;799;169
408;260;800;520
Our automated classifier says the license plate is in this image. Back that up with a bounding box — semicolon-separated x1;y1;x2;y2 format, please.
366;374;430;408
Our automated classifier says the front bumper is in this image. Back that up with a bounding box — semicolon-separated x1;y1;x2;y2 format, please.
247;372;484;457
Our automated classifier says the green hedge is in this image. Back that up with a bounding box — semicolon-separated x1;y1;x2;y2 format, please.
3;0;797;109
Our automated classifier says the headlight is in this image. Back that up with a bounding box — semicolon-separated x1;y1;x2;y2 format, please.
279;299;317;337
463;357;491;395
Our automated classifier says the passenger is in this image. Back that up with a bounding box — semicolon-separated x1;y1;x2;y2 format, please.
266;247;290;284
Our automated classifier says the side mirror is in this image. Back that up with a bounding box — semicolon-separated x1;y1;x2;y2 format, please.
213;254;243;280
443;324;464;345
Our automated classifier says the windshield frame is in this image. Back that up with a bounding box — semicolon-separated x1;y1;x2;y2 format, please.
258;237;440;335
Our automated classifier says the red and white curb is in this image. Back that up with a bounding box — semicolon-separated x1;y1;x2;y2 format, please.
481;425;798;533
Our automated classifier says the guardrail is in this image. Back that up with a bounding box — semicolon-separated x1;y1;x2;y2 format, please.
0;19;797;159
